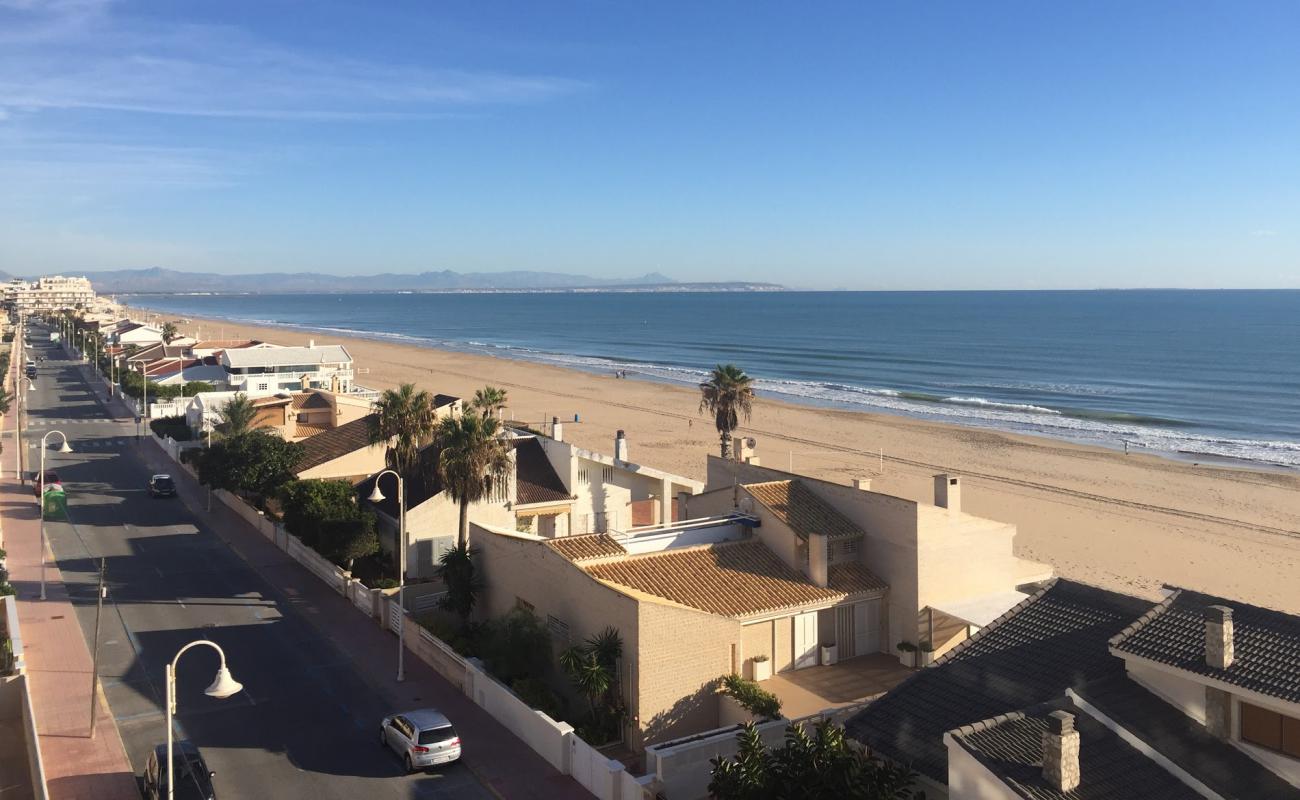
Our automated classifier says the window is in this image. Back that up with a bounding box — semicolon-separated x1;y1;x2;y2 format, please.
602;466;614;483
257;382;268;391
1241;701;1300;759
547;615;570;644
579;467;590;485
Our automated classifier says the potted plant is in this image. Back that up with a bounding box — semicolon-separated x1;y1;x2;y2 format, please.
819;641;838;666
918;640;936;667
896;640;918;668
751;654;771;681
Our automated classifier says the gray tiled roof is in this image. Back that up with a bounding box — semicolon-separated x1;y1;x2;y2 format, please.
1110;587;1300;704
845;579;1152;783
948;698;1201;800
295;414;377;473
1076;676;1300;800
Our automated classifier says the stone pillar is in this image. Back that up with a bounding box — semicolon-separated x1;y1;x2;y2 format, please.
1041;711;1081;793
1205;686;1234;739
1205;605;1234;669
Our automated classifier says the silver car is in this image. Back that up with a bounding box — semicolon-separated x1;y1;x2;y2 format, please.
380;709;461;772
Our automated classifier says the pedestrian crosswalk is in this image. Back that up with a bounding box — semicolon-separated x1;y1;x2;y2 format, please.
46;437;134;449
28;418;128;427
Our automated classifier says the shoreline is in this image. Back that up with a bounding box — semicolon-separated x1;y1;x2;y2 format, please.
129;304;1300;612
127;304;1298;473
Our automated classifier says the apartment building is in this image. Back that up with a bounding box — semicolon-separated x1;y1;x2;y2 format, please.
5;275;97;313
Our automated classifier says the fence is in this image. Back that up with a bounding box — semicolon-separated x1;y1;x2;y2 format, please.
152;441;653;800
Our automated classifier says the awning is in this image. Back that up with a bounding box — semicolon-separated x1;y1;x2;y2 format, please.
930;590;1029;629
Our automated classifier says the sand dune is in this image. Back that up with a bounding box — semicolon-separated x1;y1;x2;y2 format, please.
155;311;1300;612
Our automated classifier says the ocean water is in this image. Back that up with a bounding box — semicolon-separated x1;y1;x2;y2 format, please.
123;290;1300;468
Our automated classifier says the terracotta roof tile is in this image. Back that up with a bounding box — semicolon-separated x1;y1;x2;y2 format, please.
547;534;626;562
584;540;880;618
294;421;331;437
828;561;889;595
745;480;865;541
292;392;333;410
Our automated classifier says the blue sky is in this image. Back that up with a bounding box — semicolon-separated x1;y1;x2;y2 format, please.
1;1;1297;289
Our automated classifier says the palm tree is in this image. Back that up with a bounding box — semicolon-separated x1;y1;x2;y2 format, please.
218;393;257;437
434;411;512;548
436;542;481;627
161;321;179;343
699;364;755;459
369;383;437;475
470;385;508;419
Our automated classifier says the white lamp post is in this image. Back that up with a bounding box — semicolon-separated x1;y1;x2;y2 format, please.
38;430;73;601
165;640;242;800
367;469;406;681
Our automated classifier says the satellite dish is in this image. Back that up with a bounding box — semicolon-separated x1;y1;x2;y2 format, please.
745;437;757;449
739;496;754;514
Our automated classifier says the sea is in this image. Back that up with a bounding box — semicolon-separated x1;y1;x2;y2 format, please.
122;290;1300;469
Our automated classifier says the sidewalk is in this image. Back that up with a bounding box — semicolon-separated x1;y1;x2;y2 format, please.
133;434;592;798
1;370;139;798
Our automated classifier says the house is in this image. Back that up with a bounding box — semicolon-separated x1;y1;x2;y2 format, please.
111;321;166;346
142;358;228;388
220;342;353;394
704;456;1052;663
287;388;379;439
473;512;890;751
360;425;701;578
293;414;387;481
844;580;1300;798
189;339;271;359
519;422;704;536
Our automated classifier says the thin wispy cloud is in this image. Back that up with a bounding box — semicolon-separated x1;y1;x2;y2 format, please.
1250;229;1278;238
0;1;586;120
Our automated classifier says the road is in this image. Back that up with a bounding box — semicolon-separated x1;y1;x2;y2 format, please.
22;328;492;799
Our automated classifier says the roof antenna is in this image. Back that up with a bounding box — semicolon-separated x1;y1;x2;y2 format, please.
732;474;739;509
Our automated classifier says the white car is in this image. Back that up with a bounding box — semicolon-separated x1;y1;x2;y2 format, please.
379;709;461;772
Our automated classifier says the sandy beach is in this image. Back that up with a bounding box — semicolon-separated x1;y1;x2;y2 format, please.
148;309;1300;612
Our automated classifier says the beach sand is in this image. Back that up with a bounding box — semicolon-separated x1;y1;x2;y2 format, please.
153;311;1300;612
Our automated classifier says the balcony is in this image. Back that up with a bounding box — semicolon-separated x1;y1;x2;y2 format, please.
762;654;912;721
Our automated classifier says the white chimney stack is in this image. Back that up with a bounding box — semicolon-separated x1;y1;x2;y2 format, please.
308;339;315;348
1041;711;1081;793
1205;605;1234;670
614;430;629;462
552;416;563;442
853;478;872;492
933;474;961;514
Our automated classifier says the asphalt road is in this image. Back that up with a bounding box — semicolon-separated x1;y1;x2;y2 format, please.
21;328;492;799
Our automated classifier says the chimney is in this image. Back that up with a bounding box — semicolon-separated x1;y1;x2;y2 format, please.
614;430;629;462
933;474;961;514
1205;605;1234;670
1041;711;1081;793
807;531;829;588
308;339;315;348
853;478;872;492
552;416;563;442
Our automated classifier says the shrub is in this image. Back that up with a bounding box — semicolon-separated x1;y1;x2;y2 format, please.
721;673;782;720
477;609;553;685
150;415;192;441
512;677;564;719
372;577;399;590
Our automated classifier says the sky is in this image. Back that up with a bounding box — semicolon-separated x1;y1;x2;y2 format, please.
0;1;1298;290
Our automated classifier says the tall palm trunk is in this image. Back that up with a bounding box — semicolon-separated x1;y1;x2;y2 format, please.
458;498;471;548
720;429;732;459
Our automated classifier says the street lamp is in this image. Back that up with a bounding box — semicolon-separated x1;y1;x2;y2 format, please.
165;640;242;800
367;469;407;682
39;430;73;601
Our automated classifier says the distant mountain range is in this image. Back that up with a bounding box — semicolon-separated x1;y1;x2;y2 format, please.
63;267;782;294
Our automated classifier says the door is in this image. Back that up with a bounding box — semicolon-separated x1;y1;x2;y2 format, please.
793;612;819;669
854;600;881;654
836;605;855;659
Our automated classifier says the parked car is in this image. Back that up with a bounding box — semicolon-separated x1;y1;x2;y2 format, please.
149;474;177;498
143;741;216;800
33;471;60;498
25;363;36;379
379;709;461;772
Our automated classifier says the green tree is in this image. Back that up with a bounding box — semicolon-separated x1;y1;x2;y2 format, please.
161;321;179;343
477;609;553;685
470;385;509;418
708;720;923;800
280;479;379;570
369;383;437;475
196;430;303;502
434;411;512;548
436;542;481;626
218;393;257;437
699;364;755;459
0;386;10;416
